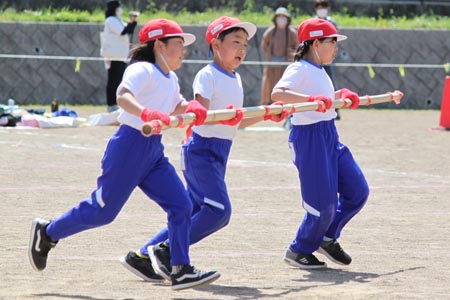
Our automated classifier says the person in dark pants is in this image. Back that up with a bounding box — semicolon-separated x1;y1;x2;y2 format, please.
103;1;138;112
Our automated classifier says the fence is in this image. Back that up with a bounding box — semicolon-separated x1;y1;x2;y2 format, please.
0;22;449;109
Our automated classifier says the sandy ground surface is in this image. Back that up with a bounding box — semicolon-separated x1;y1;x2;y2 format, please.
1;107;450;300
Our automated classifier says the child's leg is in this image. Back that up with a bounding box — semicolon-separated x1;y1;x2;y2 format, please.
288;122;339;254
139;191;203;256
139;157;193;266
325;144;369;239
46;126;152;241
181;135;232;244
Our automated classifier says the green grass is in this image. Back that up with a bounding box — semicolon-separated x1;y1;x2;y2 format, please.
0;7;449;29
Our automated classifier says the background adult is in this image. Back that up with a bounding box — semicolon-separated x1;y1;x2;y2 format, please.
260;7;298;105
102;0;138;112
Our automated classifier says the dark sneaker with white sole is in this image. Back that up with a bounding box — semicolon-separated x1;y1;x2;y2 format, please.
148;242;172;281
284;248;327;269
28;218;58;271
171;264;220;291
318;239;352;265
120;251;164;282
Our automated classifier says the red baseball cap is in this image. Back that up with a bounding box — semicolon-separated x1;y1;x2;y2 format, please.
297;18;347;43
139;18;196;46
205;16;257;45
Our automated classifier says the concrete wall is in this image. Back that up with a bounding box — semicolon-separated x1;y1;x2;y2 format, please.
0;21;449;109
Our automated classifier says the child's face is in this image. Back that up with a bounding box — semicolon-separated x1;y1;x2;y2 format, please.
213;29;249;72
316;38;337;65
161;37;186;71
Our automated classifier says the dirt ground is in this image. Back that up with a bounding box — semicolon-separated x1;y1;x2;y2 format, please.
1;107;450;300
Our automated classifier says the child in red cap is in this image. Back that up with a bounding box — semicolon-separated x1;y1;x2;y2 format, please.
28;18;220;291
272;18;370;269
129;16;289;281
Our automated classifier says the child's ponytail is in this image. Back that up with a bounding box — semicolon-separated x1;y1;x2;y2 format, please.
294;41;311;61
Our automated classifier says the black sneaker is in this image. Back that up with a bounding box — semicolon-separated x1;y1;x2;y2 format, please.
318;239;352;265
284;248;327;269
171;265;220;291
148;242;172;281
120;251;164;282
28;218;57;271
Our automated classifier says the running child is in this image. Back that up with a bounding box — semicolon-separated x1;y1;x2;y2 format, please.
120;16;289;281
28;18;220;291
271;18;370;269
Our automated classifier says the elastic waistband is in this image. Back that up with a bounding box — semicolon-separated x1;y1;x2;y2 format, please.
292;119;335;130
191;132;232;147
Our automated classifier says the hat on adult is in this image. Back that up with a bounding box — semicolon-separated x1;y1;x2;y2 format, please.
106;0;121;10
205;16;257;45
139;18;196;46
297;18;347;43
272;7;291;25
274;7;290;18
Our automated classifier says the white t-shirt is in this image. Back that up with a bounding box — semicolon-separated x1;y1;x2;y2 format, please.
274;59;337;125
192;63;244;140
116;62;185;131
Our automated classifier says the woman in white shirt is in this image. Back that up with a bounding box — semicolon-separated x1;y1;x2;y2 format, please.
103;0;137;112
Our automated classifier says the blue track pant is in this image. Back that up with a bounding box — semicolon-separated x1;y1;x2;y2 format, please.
288;120;369;254
46;125;192;265
141;132;232;255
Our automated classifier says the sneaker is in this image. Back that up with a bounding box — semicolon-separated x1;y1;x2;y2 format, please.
284;248;327;269
28;218;57;271
171;265;220;291
120;251;164;282
148;242;172;281
318;239;352;265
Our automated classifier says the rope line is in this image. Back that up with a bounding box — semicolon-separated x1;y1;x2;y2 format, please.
0;54;449;69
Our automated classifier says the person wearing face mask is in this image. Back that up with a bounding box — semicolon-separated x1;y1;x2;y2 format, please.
102;0;138;112
314;0;341;119
260;7;298;105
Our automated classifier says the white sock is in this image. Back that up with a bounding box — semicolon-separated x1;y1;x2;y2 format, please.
172;265;184;274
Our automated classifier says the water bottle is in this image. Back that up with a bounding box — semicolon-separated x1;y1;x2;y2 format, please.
8;98;15;108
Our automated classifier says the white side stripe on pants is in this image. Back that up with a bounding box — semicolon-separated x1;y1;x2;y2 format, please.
204;197;225;210
302;201;320;217
95;187;105;208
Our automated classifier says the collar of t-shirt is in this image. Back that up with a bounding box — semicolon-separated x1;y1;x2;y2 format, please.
301;58;323;70
153;63;171;79
210;62;236;79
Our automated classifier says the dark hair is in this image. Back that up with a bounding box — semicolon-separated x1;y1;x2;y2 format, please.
105;0;121;18
129;37;171;64
293;37;337;61
314;1;329;8
209;27;249;55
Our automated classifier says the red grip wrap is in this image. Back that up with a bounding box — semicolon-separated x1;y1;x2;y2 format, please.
365;95;372;106
387;91;394;101
290;106;297;114
263;105;270;117
176;115;184;128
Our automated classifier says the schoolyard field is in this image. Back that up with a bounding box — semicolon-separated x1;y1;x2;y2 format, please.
1;107;449;300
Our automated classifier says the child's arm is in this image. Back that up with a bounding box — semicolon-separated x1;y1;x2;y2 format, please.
271;87;310;104
117;87;170;124
238;115;265;129
116;87;146;117
272;87;333;112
